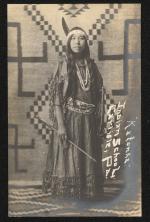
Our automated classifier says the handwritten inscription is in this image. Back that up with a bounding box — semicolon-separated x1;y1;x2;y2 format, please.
102;101;126;179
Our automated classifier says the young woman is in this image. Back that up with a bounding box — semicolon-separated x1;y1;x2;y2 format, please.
43;26;105;200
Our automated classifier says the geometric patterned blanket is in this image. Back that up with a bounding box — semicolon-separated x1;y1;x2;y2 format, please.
27;82;116;144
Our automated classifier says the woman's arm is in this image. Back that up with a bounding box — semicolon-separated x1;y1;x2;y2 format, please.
55;90;66;132
54;73;68;147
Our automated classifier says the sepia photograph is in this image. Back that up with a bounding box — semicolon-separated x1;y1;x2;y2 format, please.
8;3;141;217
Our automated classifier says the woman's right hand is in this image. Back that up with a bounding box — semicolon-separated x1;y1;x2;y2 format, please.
58;125;68;148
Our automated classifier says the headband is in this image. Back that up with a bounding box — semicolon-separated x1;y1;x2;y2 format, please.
67;29;88;41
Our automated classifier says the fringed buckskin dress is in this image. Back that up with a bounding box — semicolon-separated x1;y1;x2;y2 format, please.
42;57;104;199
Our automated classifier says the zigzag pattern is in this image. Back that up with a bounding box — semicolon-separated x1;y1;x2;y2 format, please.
24;4;66;56
89;208;141;216
9;187;141;216
24;4;122;54
27;82;52;144
9;200;58;207
58;4;90;17
9;193;51;200
9;207;62;217
88;4;122;45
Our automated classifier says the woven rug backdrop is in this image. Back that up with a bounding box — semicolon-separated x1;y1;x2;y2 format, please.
8;4;141;216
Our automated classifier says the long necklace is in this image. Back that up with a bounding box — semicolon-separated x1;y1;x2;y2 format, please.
75;59;91;91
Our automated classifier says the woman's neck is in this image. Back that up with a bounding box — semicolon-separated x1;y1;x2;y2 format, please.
74;56;86;66
73;52;85;60
75;58;85;64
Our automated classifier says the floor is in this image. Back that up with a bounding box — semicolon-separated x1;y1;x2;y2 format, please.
8;180;141;217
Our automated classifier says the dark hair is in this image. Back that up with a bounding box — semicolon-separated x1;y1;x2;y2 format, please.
65;27;91;100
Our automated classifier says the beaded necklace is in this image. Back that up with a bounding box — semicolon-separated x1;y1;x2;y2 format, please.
75;59;91;91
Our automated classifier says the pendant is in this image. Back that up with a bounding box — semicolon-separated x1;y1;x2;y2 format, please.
75;60;91;91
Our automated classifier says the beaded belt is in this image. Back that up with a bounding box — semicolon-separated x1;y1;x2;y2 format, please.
66;97;95;114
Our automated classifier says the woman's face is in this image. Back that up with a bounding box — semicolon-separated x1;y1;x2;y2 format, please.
70;33;86;54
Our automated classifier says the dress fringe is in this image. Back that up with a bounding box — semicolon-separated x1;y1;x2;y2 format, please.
42;171;103;199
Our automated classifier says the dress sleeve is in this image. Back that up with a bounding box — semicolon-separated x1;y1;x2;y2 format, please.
48;59;63;125
54;64;63;106
48;56;68;126
54;57;68;106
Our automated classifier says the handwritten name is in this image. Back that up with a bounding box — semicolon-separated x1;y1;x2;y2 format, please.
124;119;137;166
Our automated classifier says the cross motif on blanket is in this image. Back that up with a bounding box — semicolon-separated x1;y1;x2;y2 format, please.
24;4;123;144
